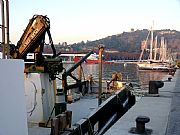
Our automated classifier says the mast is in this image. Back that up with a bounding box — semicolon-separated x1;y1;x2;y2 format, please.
164;39;167;62
150;26;153;61
154;36;157;61
160;37;165;62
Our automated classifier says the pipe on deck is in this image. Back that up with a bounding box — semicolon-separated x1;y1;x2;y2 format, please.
0;0;10;59
1;0;5;59
98;45;104;105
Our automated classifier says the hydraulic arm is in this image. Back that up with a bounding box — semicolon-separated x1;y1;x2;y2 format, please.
10;15;63;79
11;15;56;62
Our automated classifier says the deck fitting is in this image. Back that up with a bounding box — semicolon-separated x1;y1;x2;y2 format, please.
168;77;172;81
129;116;152;134
136;116;150;133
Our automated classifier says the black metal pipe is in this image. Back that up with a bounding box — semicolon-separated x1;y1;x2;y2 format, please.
66;87;135;135
65;50;93;76
5;0;10;58
97;113;117;135
1;0;5;59
98;45;104;105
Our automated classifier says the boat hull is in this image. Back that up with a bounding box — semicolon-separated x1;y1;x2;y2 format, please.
137;63;175;72
73;57;113;64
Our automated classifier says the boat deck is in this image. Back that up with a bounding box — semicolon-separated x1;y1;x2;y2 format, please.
28;127;51;135
28;70;180;135
28;94;98;135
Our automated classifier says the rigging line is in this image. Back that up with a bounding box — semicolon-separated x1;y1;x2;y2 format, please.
139;30;151;61
46;106;55;127
47;28;57;58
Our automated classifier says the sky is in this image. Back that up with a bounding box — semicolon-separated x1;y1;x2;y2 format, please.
4;0;180;44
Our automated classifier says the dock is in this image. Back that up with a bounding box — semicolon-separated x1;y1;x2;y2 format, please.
105;69;180;135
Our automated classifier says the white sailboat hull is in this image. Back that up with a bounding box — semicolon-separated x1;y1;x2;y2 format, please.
138;27;175;72
137;62;174;71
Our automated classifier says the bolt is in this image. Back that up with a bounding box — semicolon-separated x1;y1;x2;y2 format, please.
136;116;150;133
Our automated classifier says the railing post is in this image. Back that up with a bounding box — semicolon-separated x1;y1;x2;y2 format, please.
62;73;67;104
77;65;82;80
98;45;104;105
77;65;82;93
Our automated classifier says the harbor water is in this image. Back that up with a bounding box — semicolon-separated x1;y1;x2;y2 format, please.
55;62;169;125
58;63;168;92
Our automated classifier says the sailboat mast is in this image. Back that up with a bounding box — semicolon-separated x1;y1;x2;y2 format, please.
139;31;150;61
150;26;153;61
160;37;165;62
154;36;157;61
164;39;167;62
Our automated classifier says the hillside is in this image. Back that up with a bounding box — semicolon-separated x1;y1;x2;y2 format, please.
70;29;180;58
43;29;180;60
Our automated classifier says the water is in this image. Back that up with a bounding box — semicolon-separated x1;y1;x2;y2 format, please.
60;63;168;91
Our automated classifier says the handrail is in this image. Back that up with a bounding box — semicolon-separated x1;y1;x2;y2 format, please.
62;50;94;101
65;50;93;76
64;86;136;135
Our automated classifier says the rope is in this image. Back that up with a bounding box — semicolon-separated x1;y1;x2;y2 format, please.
46;106;55;127
126;84;143;100
47;28;57;58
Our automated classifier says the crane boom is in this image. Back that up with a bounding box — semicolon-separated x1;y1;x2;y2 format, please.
10;15;63;80
11;15;56;60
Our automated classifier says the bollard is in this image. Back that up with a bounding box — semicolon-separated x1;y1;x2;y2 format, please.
55;92;66;116
149;81;164;94
51;117;59;135
136;116;150;133
168;77;172;81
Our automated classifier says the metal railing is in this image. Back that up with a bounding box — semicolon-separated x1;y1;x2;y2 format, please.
63;85;136;135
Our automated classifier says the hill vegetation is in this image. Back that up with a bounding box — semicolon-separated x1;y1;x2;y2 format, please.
42;29;180;60
70;29;180;53
66;29;180;60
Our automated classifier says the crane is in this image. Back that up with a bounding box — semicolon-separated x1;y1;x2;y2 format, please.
10;15;63;79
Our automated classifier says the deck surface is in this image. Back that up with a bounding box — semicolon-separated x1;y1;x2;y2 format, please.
105;69;180;135
29;69;180;135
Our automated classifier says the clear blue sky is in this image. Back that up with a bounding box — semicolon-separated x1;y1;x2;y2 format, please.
8;0;180;44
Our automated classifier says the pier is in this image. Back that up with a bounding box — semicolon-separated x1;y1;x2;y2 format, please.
105;69;180;135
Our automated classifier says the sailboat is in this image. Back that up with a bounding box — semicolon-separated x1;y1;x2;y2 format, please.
137;27;175;72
